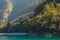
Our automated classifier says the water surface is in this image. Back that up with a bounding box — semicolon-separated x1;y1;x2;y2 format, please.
0;36;60;40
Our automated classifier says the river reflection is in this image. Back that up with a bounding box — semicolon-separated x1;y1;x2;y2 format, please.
0;36;8;40
0;36;16;40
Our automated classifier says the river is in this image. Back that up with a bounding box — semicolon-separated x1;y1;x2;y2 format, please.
0;36;60;40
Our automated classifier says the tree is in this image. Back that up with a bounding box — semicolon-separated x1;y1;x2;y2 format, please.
23;0;60;35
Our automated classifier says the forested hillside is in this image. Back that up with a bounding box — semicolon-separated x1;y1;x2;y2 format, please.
0;0;60;36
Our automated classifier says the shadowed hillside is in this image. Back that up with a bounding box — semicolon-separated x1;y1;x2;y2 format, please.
0;0;60;36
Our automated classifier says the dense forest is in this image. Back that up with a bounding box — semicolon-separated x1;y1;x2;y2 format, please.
0;0;60;36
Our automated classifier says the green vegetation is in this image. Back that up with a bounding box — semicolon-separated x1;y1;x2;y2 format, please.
0;0;60;36
22;0;60;36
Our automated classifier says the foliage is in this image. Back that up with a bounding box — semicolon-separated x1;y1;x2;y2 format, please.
22;1;60;35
